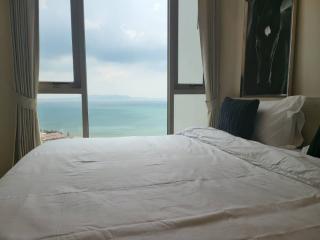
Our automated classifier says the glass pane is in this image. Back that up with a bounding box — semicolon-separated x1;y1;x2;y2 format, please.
38;94;83;141
88;97;166;137
174;94;207;133
84;0;167;137
178;0;203;85
39;0;74;82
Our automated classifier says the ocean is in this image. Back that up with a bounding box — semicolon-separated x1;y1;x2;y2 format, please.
38;96;167;138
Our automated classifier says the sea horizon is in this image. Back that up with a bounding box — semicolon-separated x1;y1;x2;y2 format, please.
38;95;167;138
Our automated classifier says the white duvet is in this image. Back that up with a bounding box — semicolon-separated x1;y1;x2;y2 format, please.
0;128;320;240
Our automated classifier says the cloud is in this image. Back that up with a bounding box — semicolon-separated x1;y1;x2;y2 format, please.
39;0;167;98
85;19;103;31
86;57;166;98
120;25;145;41
39;55;167;98
39;0;48;10
153;2;161;11
39;55;73;82
40;0;167;62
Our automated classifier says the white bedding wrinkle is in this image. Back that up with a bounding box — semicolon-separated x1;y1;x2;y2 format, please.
0;128;320;240
180;128;320;188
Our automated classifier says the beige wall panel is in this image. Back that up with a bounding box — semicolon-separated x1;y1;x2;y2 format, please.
219;0;320;99
0;0;15;177
293;0;320;96
219;0;245;101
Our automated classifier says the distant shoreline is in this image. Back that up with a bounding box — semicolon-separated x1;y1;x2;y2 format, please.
38;95;167;102
40;130;68;141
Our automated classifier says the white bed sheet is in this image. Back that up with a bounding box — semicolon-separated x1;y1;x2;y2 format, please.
0;128;320;240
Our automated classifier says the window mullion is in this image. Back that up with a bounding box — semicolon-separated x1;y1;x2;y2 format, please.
168;0;178;134
70;0;89;138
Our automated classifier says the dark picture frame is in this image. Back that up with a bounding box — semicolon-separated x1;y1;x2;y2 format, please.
241;0;297;97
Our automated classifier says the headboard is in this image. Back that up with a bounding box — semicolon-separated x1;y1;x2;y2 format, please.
302;97;320;145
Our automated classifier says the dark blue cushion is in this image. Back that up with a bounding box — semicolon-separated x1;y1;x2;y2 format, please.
307;127;320;158
217;97;260;140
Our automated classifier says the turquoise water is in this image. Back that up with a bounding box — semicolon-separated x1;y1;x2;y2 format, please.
38;96;167;137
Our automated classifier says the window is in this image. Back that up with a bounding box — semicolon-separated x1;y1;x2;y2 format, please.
38;94;83;141
168;0;206;134
38;0;167;139
39;0;204;138
178;0;203;85
172;0;204;92
84;0;167;137
39;0;73;83
39;0;89;139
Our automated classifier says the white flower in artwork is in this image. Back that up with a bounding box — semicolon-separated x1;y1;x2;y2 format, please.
265;26;272;37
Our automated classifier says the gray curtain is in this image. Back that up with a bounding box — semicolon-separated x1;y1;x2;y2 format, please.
9;0;40;164
198;0;220;127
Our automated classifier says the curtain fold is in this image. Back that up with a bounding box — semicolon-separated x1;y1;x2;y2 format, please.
198;0;220;127
9;0;40;164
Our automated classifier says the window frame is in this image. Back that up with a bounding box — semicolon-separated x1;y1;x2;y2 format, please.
167;0;205;134
40;0;179;138
38;0;89;138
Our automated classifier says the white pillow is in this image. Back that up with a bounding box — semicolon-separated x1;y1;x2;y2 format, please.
253;96;306;148
301;145;310;154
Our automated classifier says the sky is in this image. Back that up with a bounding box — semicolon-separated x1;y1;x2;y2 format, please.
39;0;167;99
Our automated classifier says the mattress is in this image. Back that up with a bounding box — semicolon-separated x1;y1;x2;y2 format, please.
0;128;320;240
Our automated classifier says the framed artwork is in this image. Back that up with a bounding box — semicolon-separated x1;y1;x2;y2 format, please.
241;0;297;97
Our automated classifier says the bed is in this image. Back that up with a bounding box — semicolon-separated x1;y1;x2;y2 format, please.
1;129;320;240
0;99;320;240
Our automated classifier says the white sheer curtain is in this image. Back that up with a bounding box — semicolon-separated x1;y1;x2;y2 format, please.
9;0;40;164
198;0;220;127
